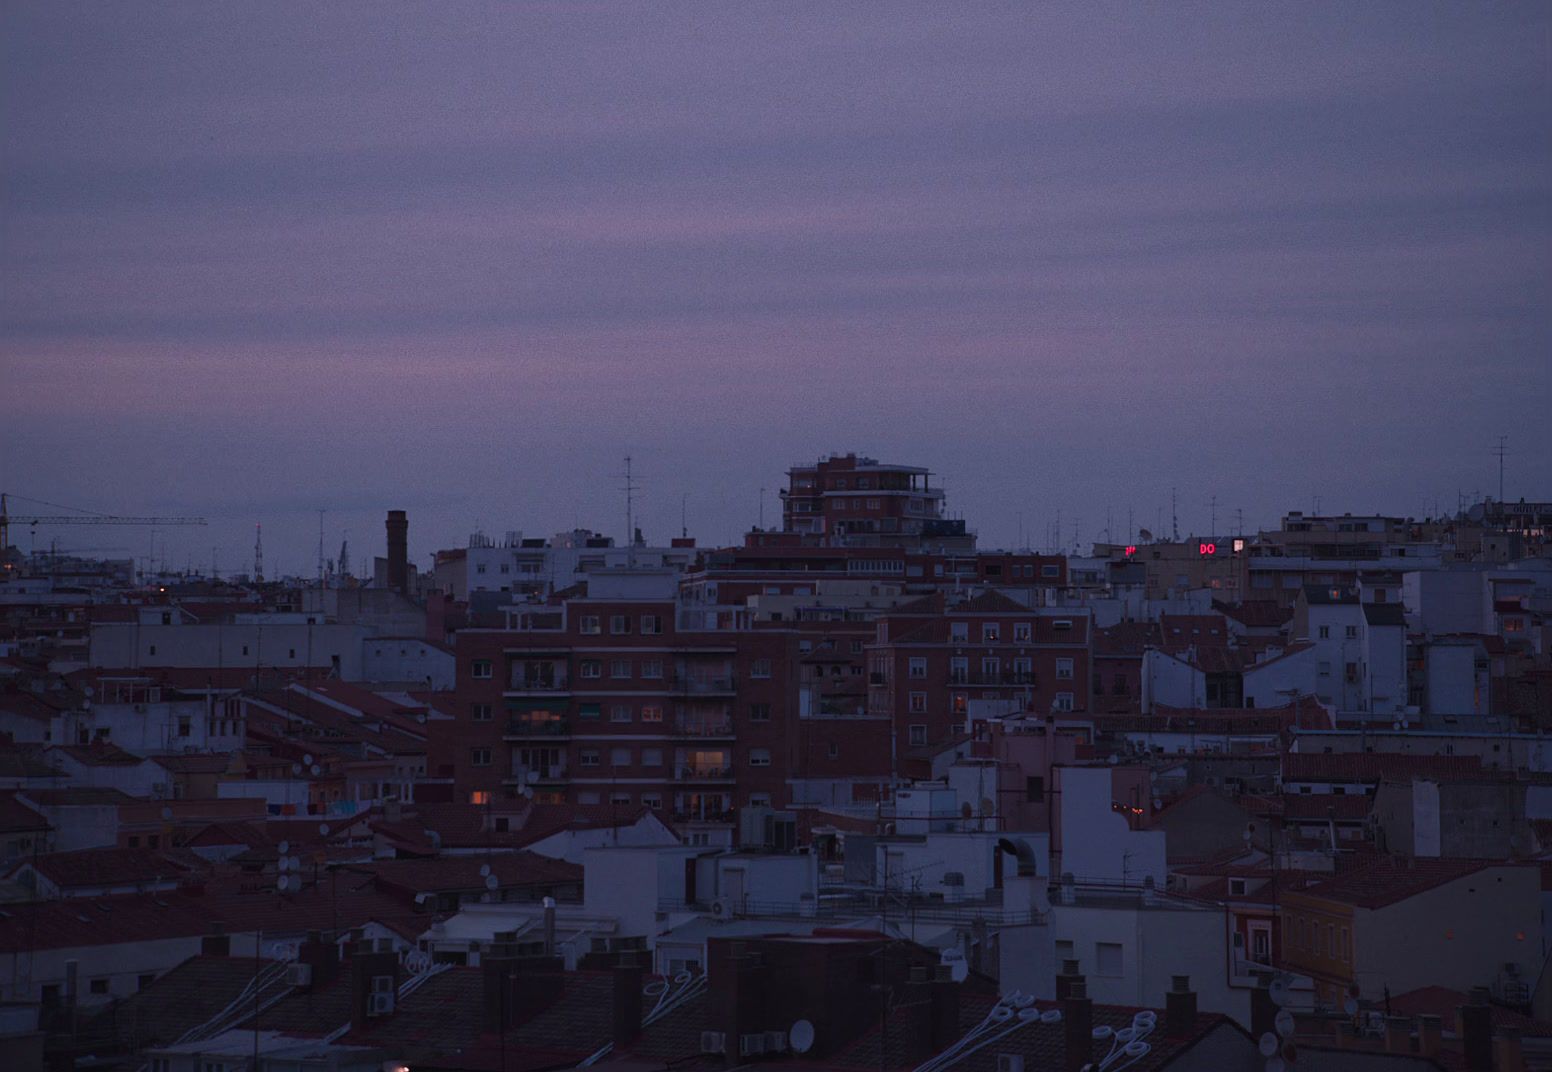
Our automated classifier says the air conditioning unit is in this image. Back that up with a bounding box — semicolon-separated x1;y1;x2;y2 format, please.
699;1032;725;1054
711;898;733;920
368;992;395;1017
763;1031;788;1052
285;963;313;987
996;1056;1023;1072
739;1034;767;1057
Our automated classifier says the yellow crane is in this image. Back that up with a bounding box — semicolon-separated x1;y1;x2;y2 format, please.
0;492;207;563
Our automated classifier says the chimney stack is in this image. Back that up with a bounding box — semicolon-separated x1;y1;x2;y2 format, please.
1249;976;1276;1041
1062;978;1093;1072
612;953;645;1050
1417;1014;1442;1057
386;510;408;593
1496;1025;1525;1072
1164;976;1197;1039
1460;988;1493;1072
929;966;960;1050
1383;1015;1412;1053
349;941;400;1032
1056;959;1083;1001
297;930;339;989
201;922;230;958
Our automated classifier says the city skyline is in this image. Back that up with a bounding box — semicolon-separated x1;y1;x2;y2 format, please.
4;4;1550;570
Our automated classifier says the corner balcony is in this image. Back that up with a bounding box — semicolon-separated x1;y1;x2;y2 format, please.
503;717;570;739
671;718;735;739
673;765;735;783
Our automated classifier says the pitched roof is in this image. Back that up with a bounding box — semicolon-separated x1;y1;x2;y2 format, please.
1213;600;1293;629
0;791;50;834
1363;603;1407;627
346;852;581;897
1291;858;1517;910
1386;986;1552;1038
20;786;137;806
4;847;203;889
1281;752;1483;784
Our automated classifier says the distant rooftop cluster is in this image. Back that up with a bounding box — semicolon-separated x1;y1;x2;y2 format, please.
0;454;1549;1072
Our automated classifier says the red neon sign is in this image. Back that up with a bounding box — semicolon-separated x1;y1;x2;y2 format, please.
1198;542;1217;556
1124;545;1137;557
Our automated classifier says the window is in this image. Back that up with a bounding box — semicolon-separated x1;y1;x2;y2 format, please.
828;742;840;759
1013;622;1032;642
578;791;601;805
288;648;296;658
641;659;664;679
1345;626;1357;639
642;792;662;809
1054;693;1074;712
641;614;663;635
851;640;864;654
471;660;492;679
579;749;600;767
610;615;632;635
641;704;663;723
867;498;880;509
909;724;927;746
749;703;771;722
750;659;772;679
1041;564;1060;578
471;703;492;722
579;702;601;720
642;748;663;768
1095;943;1122;977
470;790;490;805
580;660;602;679
908;657;927;679
982;623;1001;643
610;659;632;679
148;645;156;656
909;692;927;713
138;973;156;991
471;748;492;766
1318;626;1330;639
1055;658;1074;680
1025;776;1044;803
90;978;109;995
610;704;632;723
128;836;141;848
579;615;601;635
749;748;772;767
610;748;632;768
950;622;969;642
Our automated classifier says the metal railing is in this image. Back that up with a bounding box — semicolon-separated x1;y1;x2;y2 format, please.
503;717;570;737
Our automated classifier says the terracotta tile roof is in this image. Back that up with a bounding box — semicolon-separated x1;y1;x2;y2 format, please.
1240;793;1375;821
3;846;203;889
1159;615;1233;650
1213;600;1293;628
346;852;581;897
1387;986;1552;1037
951;590;1031;615
0;791;50;833
50;741;146;766
20;786;137;806
81;954;272;1048
1290;858;1520;910
1281;752;1484;784
1095;621;1161;656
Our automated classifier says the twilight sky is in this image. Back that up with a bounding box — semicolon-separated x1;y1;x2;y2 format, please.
3;4;1550;576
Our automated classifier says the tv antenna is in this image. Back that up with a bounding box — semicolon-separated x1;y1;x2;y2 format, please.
1493;435;1508;503
617;456;641;561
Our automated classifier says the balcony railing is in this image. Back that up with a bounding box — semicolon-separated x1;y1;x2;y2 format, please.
948;671;1037;687
672;719;734;737
670;809;736;824
673;766;733;782
508;763;567;782
507;674;569;692
674;676;736;694
503;717;570;738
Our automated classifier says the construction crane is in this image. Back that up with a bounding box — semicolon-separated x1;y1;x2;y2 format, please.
0;492;207;556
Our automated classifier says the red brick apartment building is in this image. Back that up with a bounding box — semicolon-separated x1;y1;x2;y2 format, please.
867;591;1092;745
447;589;797;834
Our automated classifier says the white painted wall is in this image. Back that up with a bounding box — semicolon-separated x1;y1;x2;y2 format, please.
90;622;366;676
1242;645;1320;709
358;638;455;688
1140;650;1204;713
1059;768;1166;886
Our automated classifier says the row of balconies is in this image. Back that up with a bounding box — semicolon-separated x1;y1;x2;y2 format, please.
503;717;734;739
505;674;736;694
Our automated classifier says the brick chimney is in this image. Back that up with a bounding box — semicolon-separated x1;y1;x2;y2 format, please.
1383;1015;1412;1053
1164;975;1196;1039
296;930;339;990
1055;958;1083;1001
1496;1025;1526;1072
1417;1014;1442;1058
929;965;960;1051
386;511;408;594
1062;978;1093;1072
708;941;768;1064
349;941;400;1031
201;921;230;958
612;953;645;1050
1460;988;1493;1072
1249;976;1276;1041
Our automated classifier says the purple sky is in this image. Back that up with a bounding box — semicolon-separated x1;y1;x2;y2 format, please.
3;5;1549;576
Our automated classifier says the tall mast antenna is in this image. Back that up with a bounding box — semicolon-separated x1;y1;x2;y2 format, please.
1493;436;1508;503
254;524;264;583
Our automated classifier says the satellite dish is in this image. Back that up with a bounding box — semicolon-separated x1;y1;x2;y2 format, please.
310;764;322;776
1342;997;1358;1016
542;895;556;909
318;824;330;836
303;753;314;765
1258;1033;1278;1057
278;841;290;855
484;875;499;891
479;863;491;877
1153;798;1162;810
1039;1009;1062;1024
789;1020;815;1054
277;875;291;893
1275;1010;1294;1038
161;806;173;821
292;764;303;776
1268;977;1290;1006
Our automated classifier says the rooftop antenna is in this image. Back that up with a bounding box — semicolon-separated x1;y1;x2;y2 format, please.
618;455;640;563
338;536;350;586
317;510;326;588
254;523;264;583
1235;508;1245;537
681;494;688;540
1209;495;1217;539
1493;435;1508;503
758;487;766;530
1170;487;1179;542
